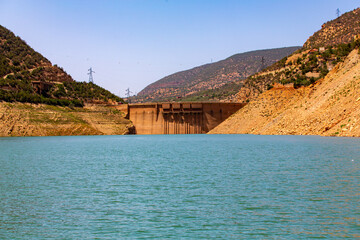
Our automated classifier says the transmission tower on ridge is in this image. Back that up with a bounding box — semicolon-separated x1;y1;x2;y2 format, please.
88;67;95;83
125;88;132;103
336;8;341;18
261;56;265;69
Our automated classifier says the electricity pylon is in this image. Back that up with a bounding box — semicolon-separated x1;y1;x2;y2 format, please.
88;67;95;83
125;88;132;103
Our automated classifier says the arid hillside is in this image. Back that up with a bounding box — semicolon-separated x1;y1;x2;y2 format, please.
210;49;360;137
226;8;360;104
0;102;134;137
134;47;299;102
304;8;360;49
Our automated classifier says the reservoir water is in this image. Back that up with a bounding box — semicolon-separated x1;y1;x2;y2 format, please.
0;134;359;239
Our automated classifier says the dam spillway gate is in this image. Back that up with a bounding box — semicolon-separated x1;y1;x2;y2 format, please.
117;102;245;135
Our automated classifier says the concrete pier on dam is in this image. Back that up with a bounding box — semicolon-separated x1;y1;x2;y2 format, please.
115;102;245;135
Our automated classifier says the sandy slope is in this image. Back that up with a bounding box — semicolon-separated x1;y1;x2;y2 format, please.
0;103;134;137
210;50;360;137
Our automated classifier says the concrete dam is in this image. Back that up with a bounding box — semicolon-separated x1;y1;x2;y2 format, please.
117;102;245;135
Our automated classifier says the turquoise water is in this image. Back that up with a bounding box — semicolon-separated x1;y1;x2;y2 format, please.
0;135;359;239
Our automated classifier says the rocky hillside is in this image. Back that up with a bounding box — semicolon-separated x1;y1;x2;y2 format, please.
0;25;123;106
0;102;134;136
304;8;360;49
209;49;360;137
134;47;299;102
232;8;360;103
234;40;360;102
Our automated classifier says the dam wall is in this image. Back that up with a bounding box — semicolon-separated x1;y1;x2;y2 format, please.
116;102;245;135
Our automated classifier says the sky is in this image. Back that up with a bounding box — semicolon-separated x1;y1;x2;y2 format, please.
0;0;359;97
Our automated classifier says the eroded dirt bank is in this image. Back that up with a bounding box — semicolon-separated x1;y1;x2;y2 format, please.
210;50;360;137
0;103;134;137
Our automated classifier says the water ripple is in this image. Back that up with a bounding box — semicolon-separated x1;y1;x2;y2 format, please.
0;135;359;239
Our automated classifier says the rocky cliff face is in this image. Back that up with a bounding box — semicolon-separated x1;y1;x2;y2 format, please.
209;49;360;137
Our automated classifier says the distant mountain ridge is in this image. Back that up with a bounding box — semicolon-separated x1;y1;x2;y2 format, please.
135;8;360;104
134;47;300;102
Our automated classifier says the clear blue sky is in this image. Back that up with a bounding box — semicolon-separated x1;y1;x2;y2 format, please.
0;0;359;96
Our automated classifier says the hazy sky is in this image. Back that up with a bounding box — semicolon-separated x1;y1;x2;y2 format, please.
0;0;359;96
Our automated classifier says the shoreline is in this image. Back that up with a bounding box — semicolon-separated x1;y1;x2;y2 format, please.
0;102;134;137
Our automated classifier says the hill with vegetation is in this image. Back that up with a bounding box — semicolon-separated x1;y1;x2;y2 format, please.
210;8;360;137
133;47;300;102
0;25;123;107
210;48;360;137
230;8;360;103
304;8;360;49
135;8;360;104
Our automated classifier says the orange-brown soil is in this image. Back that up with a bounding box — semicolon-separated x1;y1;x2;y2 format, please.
210;50;360;137
0;103;134;137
